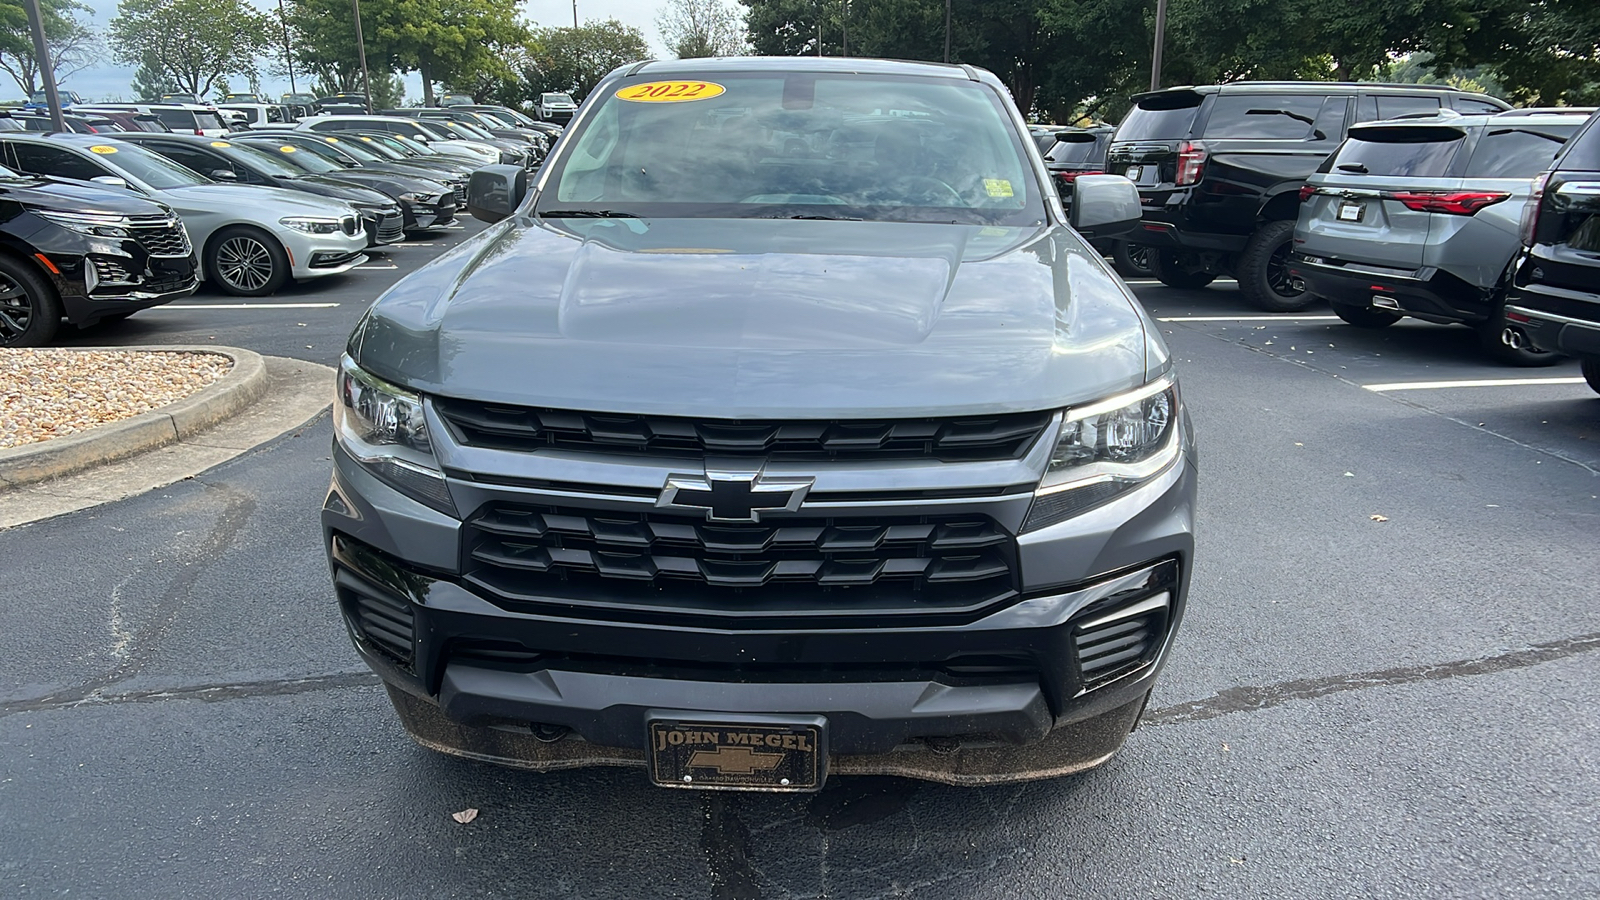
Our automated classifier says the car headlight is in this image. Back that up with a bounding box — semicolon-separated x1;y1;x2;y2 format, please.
334;355;454;514
33;208;134;238
1022;377;1182;532
399;191;439;204
279;216;344;234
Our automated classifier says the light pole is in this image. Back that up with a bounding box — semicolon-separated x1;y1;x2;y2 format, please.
842;0;848;57
277;0;297;94
1149;0;1168;91
352;0;372;112
944;0;951;63
23;0;65;132
572;0;578;28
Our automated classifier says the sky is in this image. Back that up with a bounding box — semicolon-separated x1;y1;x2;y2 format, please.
18;0;670;102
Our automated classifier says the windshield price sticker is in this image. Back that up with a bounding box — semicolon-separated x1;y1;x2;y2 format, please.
617;81;726;103
211;141;232;148
984;179;1014;198
280;146;297;153
88;145;118;154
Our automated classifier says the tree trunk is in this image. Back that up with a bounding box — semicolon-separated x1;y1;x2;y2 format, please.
421;61;435;105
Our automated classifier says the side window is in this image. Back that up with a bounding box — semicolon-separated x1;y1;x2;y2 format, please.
152;144;219;176
1375;95;1441;120
308;120;334;132
1455;98;1505;114
1202;94;1327;140
9;142;107;181
154;109;197;130
1313;97;1349;141
1465;126;1578;178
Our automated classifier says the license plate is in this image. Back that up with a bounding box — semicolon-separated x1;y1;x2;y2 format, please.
1337;202;1364;222
648;717;825;792
1124;166;1142;183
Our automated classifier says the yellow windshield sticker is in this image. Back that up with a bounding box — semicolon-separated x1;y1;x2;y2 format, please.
617;81;726;103
210;141;231;148
324;137;339;143
88;145;117;154
280;146;297;153
984;179;1014;198
359;136;373;141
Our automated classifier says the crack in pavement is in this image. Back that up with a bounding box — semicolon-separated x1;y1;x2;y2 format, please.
1143;631;1600;726
0;670;380;718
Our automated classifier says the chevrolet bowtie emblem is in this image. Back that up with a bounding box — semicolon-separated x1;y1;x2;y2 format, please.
658;469;813;522
687;746;786;775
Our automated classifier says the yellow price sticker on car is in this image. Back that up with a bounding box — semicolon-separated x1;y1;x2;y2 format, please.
211;141;232;148
280;146;297;153
617;81;726;103
324;137;340;143
88;145;118;154
984;179;1014;198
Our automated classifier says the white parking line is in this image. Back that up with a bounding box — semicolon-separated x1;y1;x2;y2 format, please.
1364;377;1587;392
1125;278;1237;286
356;264;400;270
152;302;341;310
1157;315;1340;322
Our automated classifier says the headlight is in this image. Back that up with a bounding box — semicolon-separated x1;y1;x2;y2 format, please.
334;355;454;514
1022;377;1181;532
33;208;133;238
399;191;439;204
279;216;344;234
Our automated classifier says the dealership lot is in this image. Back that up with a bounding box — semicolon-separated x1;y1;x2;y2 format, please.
2;220;1597;898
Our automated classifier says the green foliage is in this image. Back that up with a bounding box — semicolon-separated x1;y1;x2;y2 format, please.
0;0;96;94
660;0;748;59
522;19;651;101
109;0;270;98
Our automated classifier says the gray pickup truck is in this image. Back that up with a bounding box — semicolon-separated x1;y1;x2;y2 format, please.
323;57;1198;791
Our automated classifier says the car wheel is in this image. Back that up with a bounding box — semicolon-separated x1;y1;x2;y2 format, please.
1477;299;1564;367
1237;220;1314;311
1583;359;1600;396
1148;249;1215;289
1331;303;1401;329
0;254;62;347
207;227;289;297
1112;241;1154;278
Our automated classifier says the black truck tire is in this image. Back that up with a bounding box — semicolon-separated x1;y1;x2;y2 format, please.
1237;220;1315;312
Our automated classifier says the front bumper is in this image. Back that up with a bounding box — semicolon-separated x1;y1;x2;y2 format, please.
322;433;1197;785
33;227;200;325
284;229;369;279
1291;254;1488;324
402;196;459;230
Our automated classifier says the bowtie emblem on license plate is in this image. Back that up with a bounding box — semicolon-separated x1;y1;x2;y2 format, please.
648;718;826;791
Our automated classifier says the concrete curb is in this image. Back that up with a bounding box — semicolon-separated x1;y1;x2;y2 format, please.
0;346;269;489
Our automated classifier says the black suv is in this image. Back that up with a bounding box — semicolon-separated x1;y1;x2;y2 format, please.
0;169;198;346
1506;109;1600;394
1106;81;1509;310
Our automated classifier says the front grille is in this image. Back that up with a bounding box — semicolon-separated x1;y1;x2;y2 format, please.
435;399;1052;462
461;503;1019;622
128;216;191;257
376;211;404;242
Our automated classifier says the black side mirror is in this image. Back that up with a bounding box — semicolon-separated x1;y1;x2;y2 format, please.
468;164;528;223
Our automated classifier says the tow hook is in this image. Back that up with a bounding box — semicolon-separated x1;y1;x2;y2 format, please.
1502;327;1527;350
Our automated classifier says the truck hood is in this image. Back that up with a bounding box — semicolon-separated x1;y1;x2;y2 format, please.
353;217;1157;419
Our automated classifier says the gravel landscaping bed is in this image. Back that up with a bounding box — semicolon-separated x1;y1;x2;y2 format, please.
0;349;233;450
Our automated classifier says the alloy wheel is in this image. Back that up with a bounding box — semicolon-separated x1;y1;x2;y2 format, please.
0;273;32;343
216;237;276;293
1264;240;1306;299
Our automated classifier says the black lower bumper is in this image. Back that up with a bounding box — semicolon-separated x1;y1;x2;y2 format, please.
329;533;1183;781
1291;255;1486;323
1507;289;1600;359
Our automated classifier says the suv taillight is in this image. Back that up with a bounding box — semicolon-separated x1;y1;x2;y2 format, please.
1175;142;1207;186
1519;173;1549;246
1056;170;1104;185
1298;184;1316;202
1390;191;1510;216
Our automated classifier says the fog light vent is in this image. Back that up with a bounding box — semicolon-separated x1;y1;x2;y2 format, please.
1072;591;1170;688
342;584;414;667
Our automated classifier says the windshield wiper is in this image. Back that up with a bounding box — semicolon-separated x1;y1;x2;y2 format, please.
536;209;642;218
755;213;864;221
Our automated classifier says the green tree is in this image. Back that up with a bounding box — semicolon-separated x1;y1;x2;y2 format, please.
109;0;270;99
659;0;747;58
522;19;650;101
0;0;97;95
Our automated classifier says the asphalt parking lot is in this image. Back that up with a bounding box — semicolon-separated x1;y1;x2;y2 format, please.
3;221;1597;899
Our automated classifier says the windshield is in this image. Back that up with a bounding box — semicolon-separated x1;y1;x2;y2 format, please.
448;120;494;141
1045;137;1103;165
389;133;439;155
487;107;538;127
544;94;575;105
245;140;344;173
99;141;212;189
319;135;384;162
348;135;404;159
1117;94;1203;142
540;72;1045;225
217;142;308;177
